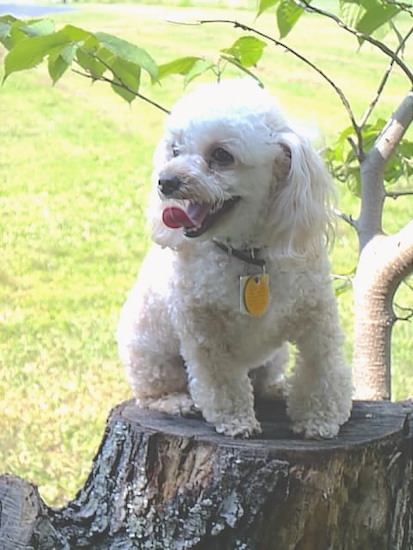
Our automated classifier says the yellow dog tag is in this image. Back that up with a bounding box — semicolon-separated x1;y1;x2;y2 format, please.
240;274;270;316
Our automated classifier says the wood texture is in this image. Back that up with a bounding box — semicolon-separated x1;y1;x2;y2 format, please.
1;400;412;549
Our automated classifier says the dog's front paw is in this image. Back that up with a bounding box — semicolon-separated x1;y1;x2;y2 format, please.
215;416;262;439
136;392;198;416
292;419;341;440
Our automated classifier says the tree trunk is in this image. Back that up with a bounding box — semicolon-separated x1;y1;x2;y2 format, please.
353;223;413;400
352;92;413;399
1;399;411;550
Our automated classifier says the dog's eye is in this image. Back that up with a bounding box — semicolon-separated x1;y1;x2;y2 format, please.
210;147;234;167
172;144;180;158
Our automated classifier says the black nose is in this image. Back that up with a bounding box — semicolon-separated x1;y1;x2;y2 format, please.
158;176;183;196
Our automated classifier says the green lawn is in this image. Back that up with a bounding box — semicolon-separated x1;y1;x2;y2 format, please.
1;3;412;506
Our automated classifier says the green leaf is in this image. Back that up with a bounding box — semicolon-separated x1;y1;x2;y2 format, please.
276;0;306;38
60;43;77;65
1;16;54;45
220;55;264;86
3;31;71;81
327;116;413;193
20;19;55;37
157;56;202;80
60;24;92;42
256;0;280;18
0;20;26;50
95;45;116;66
184;59;215;86
77;34;113;72
338;125;357;142
0;21;11;41
356;1;399;38
47;43;77;84
384;154;402;184
156;56;214;86
383;138;413;186
48;56;69;83
48;49;69;84
0;15;17;24
110;77;136;104
0;14;17;44
339;0;364;27
340;0;400;43
94;32;157;80
110;57;141;93
1;18;55;49
221;36;266;67
76;47;106;80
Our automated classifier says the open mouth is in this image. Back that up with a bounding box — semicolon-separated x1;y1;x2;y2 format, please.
162;197;240;238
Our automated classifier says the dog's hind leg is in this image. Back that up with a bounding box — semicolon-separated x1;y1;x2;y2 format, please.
117;288;197;416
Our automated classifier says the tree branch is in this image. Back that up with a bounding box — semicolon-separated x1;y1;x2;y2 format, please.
394;303;413;322
297;0;413;84
359;26;413;128
72;68;170;115
72;48;171;114
375;92;413;164
199;19;363;157
386;189;413;199
346;136;363;163
356;92;413;250
387;0;413;17
334;208;359;230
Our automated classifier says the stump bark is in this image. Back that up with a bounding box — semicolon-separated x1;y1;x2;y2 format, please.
0;400;412;550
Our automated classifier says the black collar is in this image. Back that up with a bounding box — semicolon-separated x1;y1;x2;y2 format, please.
213;239;266;268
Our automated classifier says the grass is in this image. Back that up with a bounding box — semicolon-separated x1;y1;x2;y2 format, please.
1;3;412;506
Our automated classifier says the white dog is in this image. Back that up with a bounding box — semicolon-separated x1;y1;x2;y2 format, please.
117;79;352;439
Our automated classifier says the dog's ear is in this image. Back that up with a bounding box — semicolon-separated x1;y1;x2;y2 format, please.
273;142;292;181
268;132;335;258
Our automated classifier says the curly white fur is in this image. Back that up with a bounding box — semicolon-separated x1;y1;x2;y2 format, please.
117;79;353;439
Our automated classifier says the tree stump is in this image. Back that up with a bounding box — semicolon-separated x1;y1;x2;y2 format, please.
0;400;412;550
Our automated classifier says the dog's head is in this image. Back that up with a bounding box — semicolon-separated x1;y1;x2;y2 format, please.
148;79;335;257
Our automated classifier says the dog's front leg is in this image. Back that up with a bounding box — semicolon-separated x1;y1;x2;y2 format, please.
287;314;353;439
183;346;261;438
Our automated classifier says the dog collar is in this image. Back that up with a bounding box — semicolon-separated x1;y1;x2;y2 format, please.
213;239;266;268
213;239;270;316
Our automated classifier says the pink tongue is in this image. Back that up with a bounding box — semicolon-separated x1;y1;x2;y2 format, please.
162;206;193;229
162;203;211;230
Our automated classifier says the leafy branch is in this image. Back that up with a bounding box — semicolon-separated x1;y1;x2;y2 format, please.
296;0;413;83
199;18;362;157
71;46;171;114
1;2;412;183
359;25;413;128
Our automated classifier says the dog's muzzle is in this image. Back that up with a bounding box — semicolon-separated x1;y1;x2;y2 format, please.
161;196;240;239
